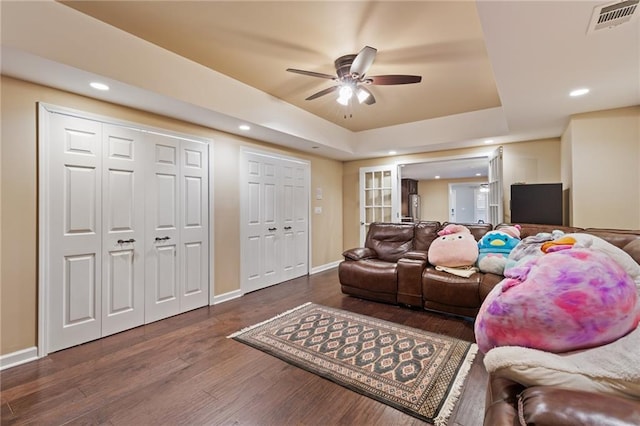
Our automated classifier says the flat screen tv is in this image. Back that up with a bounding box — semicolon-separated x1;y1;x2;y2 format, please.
510;183;562;225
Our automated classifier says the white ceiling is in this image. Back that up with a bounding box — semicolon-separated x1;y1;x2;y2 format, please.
1;0;639;173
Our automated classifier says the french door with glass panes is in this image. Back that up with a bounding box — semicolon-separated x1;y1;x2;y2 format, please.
359;165;399;244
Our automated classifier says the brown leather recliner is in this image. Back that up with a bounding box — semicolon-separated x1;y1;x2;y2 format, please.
338;222;416;304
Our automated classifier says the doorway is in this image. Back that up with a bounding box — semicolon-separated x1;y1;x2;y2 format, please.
448;183;488;223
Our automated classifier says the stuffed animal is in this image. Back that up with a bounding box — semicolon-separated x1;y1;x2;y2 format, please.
477;225;521;274
475;247;640;354
428;224;479;268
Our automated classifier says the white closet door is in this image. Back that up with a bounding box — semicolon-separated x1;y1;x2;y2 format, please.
145;133;180;323
281;161;309;282
242;152;280;292
241;150;309;293
48;114;103;352
101;124;145;336
179;140;209;312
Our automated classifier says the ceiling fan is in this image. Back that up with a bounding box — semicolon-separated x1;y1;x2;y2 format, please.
286;46;422;106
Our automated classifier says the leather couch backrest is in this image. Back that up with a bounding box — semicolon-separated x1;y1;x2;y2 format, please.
365;222;414;262
441;222;493;241
496;223;584;238
583;229;640;264
496;223;640;264
413;221;441;252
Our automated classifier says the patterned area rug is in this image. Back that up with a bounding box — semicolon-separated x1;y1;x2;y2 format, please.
229;303;478;425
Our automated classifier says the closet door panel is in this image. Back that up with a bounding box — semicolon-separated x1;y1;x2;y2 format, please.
281;164;296;279
49;114;103;352
145;134;180;323
101;125;145;336
290;163;309;280
180;141;209;311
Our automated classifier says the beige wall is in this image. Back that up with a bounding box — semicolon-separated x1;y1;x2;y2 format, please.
342;140;561;249
417;177;486;223
501;138;561;223
564;106;640;229
0;76;344;355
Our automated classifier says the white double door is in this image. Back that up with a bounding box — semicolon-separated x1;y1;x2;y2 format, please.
45;111;209;353
241;150;309;293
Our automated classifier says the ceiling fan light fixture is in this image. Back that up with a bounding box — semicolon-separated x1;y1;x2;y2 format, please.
356;88;370;104
337;85;353;105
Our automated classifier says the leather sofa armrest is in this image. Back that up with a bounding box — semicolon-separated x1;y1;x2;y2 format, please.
401;250;428;261
397;256;427;307
342;247;377;261
519;387;640;426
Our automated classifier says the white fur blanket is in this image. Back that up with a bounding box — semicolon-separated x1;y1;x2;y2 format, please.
484;326;640;399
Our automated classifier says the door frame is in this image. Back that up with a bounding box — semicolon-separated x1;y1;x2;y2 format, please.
37;103;214;357
238;146;311;295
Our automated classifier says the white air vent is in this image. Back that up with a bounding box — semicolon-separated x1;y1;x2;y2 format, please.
588;0;639;33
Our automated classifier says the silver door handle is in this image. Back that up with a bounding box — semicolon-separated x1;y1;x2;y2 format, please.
155;236;171;241
117;239;136;244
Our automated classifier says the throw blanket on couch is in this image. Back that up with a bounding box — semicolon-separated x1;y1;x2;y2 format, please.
483;326;640;400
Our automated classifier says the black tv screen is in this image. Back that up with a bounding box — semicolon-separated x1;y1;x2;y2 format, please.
511;183;562;225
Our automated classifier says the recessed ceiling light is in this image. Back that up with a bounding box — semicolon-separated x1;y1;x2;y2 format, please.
484;139;494;144
90;82;109;91
238;124;251;131
388;150;397;155
570;88;590;97
435;175;440;179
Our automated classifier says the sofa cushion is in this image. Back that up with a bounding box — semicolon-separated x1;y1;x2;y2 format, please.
413;221;441;252
365;222;414;262
338;259;398;294
422;268;482;308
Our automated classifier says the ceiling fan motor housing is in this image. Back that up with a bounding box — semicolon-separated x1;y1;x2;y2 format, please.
335;54;357;79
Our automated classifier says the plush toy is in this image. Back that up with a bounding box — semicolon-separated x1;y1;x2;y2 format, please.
428;224;479;268
477;225;521;274
475;247;640;354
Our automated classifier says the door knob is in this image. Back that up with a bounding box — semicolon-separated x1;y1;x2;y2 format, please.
155;236;171;241
268;227;277;231
117;238;136;244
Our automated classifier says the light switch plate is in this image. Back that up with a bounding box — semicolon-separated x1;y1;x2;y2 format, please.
314;206;322;214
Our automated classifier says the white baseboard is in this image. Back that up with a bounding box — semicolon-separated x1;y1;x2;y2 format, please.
0;346;38;370
310;260;341;275
212;289;242;305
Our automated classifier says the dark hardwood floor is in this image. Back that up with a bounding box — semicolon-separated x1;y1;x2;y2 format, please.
1;268;487;425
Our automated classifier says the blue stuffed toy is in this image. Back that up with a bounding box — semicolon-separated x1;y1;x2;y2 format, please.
477;225;521;274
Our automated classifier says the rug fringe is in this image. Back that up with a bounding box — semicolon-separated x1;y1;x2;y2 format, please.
433;343;479;426
227;302;313;339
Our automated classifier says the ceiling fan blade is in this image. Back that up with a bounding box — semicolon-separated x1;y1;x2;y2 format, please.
286;68;337;80
357;86;376;105
369;75;422;85
350;46;377;77
305;86;339;101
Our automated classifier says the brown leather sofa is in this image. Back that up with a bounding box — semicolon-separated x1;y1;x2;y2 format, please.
339;221;582;317
340;221;640;425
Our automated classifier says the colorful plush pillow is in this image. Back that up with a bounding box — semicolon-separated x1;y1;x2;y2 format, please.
477;225;521;274
475;248;640;354
427;224;479;267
